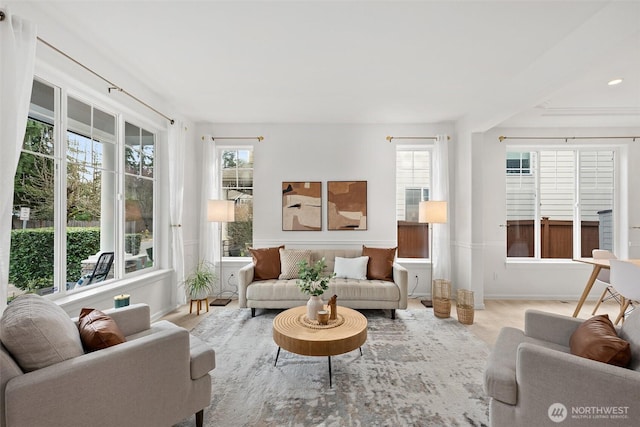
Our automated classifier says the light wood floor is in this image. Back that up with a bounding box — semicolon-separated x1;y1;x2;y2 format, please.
162;297;623;348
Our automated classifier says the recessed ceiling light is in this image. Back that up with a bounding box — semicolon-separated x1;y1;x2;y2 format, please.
608;78;623;86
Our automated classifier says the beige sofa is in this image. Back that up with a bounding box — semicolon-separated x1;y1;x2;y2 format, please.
238;248;408;319
1;299;214;427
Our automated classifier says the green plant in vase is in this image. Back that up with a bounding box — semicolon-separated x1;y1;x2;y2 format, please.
297;257;335;320
183;260;217;301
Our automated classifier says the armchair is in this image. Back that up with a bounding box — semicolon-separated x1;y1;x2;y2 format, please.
485;309;640;426
1;302;214;427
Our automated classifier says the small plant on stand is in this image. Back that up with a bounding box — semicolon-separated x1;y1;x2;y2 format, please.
183;260;217;301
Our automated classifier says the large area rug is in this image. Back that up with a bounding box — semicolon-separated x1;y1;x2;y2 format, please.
174;308;490;427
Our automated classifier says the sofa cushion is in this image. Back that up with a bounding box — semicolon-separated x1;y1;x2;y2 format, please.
570;314;631;367
78;308;126;352
279;249;311;280
246;278;400;302
334;256;368;280
0;294;84;372
362;246;396;281
249;245;284;280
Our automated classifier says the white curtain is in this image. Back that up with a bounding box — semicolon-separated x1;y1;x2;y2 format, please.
0;8;37;312
432;134;451;281
199;136;220;266
168;122;186;304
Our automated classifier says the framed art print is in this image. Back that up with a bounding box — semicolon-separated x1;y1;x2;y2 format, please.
327;181;367;230
282;181;322;231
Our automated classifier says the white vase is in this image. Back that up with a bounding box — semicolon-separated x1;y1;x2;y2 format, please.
306;295;324;320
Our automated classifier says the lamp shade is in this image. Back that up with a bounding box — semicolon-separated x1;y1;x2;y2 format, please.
207;200;235;222
418;200;447;224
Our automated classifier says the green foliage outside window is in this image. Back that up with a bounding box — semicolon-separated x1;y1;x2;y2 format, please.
9;227;100;290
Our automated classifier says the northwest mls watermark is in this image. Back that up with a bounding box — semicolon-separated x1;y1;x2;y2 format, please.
548;403;630;423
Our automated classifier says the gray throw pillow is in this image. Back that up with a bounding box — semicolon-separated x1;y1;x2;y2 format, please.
0;294;84;372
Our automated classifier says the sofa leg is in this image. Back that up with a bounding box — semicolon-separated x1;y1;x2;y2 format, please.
391;309;396;320
195;409;204;427
251;308;256;317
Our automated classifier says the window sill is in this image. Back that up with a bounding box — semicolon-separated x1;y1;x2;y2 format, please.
48;269;172;306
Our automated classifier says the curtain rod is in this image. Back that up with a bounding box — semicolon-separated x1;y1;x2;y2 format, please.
499;135;638;142
386;135;450;142
202;136;264;142
34;36;175;125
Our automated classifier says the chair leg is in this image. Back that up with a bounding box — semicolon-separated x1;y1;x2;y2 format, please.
391;309;396;320
591;287;609;315
615;300;631;325
251;308;256;317
195;409;204;427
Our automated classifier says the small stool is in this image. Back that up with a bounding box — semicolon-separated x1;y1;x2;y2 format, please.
189;298;209;315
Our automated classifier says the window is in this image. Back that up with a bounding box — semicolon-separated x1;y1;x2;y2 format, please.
220;149;253;257
506;149;615;259
124;122;155;272
506;152;530;174
396;148;431;258
8;78;158;301
66;96;117;287
10;80;57;296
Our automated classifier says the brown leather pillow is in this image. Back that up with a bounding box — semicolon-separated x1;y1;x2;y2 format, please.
569;314;631;367
249;245;284;280
78;308;126;352
362;246;396;281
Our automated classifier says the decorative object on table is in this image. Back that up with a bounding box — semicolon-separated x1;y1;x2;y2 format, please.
329;294;338;320
317;310;330;325
282;181;322;231
327;181;367;230
433;279;451;318
456;289;474;325
297;257;335;320
418;200;448;308
207;199;235;306
183;259;216;302
113;294;130;308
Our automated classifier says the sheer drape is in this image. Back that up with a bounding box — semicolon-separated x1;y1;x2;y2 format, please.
0;8;36;312
168;122;186;304
432;134;451;281
199;136;220;266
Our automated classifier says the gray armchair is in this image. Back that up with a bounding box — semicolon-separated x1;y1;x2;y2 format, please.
1;303;214;427
485;309;640;426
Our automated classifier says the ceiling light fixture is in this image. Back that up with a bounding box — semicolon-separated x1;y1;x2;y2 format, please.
608;78;623;86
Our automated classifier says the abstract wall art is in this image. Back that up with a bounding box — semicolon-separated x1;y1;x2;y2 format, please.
282;181;322;231
327;181;367;230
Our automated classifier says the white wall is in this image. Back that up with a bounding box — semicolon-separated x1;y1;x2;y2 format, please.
194;122;453;297
478;126;640;300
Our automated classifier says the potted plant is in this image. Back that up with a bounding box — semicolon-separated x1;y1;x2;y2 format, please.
297;257;335;320
183;260;217;301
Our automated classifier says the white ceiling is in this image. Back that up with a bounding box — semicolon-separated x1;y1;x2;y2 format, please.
9;0;640;129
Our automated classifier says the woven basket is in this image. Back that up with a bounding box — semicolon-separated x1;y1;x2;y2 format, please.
456;289;475;325
433;279;451;318
434;297;451;318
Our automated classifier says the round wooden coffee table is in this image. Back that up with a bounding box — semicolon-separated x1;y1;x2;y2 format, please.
272;305;367;387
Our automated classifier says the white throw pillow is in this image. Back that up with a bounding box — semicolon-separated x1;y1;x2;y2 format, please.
334;256;369;280
279;249;312;280
0;294;84;372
